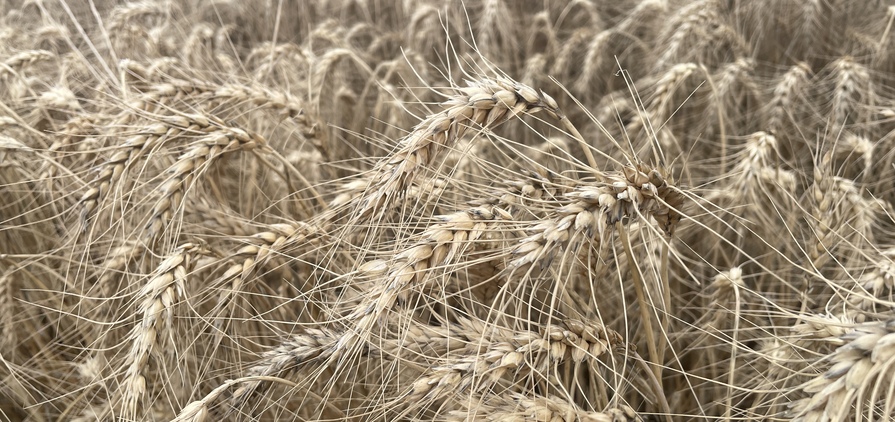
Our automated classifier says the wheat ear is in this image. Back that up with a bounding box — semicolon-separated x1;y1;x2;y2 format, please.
449;392;642;422
335;205;512;359
144;123;266;240
118;242;207;418
403;320;623;409
789;319;895;422
342;77;561;219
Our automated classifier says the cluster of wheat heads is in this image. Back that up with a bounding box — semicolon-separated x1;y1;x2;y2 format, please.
2;0;895;421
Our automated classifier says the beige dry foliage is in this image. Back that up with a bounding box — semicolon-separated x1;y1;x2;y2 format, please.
3;1;895;422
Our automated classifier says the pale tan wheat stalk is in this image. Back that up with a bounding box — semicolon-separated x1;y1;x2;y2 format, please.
248;41;308;78
0;50;55;78
118;69;311;121
803;152;884;302
228;327;341;410
95;241;144;297
526;11;557;56
210;222;321;340
520;53;547;89
226;319;486;413
655;0;722;70
573;30;613;97
805;152;838;289
847;249;895;314
614;0;668;40
511;165;683;271
745;339;803;418
105;2;167;35
475;0;517;64
872;6;895;72
79;113;218;224
708;58;761;136
832;132;873;182
646;62;698;136
0;267;15;358
185;196;253;237
38;115;97;197
552;29;592;80
477;166;561;217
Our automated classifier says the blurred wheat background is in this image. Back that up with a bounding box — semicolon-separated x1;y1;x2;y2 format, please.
2;0;895;421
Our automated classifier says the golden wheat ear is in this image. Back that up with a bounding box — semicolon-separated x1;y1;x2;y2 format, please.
335;77;563;220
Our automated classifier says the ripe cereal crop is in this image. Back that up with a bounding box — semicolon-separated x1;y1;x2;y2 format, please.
1;1;895;421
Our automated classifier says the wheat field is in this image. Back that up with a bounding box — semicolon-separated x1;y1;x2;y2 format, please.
1;0;895;421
